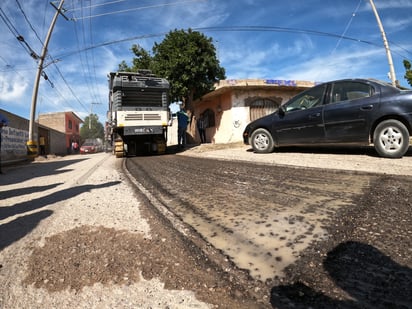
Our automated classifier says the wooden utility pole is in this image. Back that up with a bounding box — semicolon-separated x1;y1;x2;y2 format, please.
369;0;397;87
27;0;67;156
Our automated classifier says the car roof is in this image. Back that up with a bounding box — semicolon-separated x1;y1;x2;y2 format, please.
321;78;401;89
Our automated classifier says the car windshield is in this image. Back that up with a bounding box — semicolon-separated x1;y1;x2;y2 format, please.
285;84;327;112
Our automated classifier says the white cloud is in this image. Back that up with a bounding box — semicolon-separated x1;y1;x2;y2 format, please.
383;16;412;32
0;73;29;103
278;48;386;82
373;0;412;9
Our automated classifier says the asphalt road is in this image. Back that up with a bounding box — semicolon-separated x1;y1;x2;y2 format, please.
124;145;411;307
1;146;410;308
126;151;376;282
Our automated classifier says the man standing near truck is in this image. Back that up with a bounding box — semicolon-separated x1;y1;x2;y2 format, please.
177;107;189;149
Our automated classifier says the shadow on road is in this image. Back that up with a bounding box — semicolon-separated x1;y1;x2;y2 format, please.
270;241;412;308
0;183;63;200
0;158;89;186
0;181;121;251
0;210;53;251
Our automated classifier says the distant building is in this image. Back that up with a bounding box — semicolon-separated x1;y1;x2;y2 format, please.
189;79;315;144
38;111;83;154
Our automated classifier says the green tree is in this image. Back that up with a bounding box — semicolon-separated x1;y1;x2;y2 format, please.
80;114;104;142
152;29;225;111
118;44;153;72
403;59;412;87
119;29;226;112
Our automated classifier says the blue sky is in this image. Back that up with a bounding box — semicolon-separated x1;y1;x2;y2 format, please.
1;0;411;124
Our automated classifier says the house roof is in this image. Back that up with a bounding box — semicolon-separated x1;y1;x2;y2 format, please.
198;79;316;101
38;111;84;123
67;111;84;123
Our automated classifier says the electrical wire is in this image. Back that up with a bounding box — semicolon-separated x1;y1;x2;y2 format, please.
49;59;90;113
3;0;410;119
54;26;383;61
330;0;363;55
70;0;206;20
0;7;39;59
85;2;102;105
72;0;103;108
15;0;44;46
67;0;133;12
0;54;26;79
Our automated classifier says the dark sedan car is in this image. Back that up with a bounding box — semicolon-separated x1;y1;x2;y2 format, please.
243;78;412;158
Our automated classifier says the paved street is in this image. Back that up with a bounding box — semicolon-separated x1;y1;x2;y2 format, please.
1;145;411;308
0;153;218;308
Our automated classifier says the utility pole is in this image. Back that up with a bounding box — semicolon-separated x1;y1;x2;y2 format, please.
27;0;67;156
369;0;397;87
89;102;101;130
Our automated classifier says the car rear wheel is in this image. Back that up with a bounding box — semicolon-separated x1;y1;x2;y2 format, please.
373;119;410;158
250;128;274;153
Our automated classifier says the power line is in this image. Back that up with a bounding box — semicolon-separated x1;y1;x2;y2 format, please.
198;26;412;60
330;0;363;55
71;1;102;106
67;0;132;12
0;54;26;79
15;0;44;46
70;0;206;20
84;2;101;105
51;59;90;113
51;24;411;65
54;26;383;61
0;7;39;59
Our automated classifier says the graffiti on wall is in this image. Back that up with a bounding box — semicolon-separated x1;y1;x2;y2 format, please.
1;126;33;156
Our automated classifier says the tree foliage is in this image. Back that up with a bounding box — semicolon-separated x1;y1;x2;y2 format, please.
118;44;153;72
80;114;104;142
403;59;412;87
152;29;225;110
119;29;225;111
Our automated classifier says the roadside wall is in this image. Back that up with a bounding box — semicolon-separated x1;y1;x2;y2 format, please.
0;109;67;163
0;109;32;162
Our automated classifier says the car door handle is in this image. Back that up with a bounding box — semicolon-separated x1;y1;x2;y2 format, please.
309;112;321;119
360;105;373;111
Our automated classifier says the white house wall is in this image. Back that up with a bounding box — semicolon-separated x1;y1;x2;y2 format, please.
192;79;314;145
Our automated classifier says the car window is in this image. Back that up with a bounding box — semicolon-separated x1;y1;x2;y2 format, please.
331;81;374;103
285;84;326;112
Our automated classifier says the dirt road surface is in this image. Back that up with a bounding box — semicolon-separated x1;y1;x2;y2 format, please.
0;144;411;308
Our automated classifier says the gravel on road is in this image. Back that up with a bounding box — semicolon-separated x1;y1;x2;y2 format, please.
1;144;411;309
0;153;219;308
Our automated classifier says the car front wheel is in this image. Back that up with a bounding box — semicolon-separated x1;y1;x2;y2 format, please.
250;128;274;153
373;119;410;158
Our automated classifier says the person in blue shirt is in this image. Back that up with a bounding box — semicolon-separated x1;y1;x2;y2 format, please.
176;108;189;148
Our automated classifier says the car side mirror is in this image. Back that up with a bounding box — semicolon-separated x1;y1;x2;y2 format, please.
278;105;286;117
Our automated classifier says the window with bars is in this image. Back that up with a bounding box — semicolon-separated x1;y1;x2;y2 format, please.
249;99;278;121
